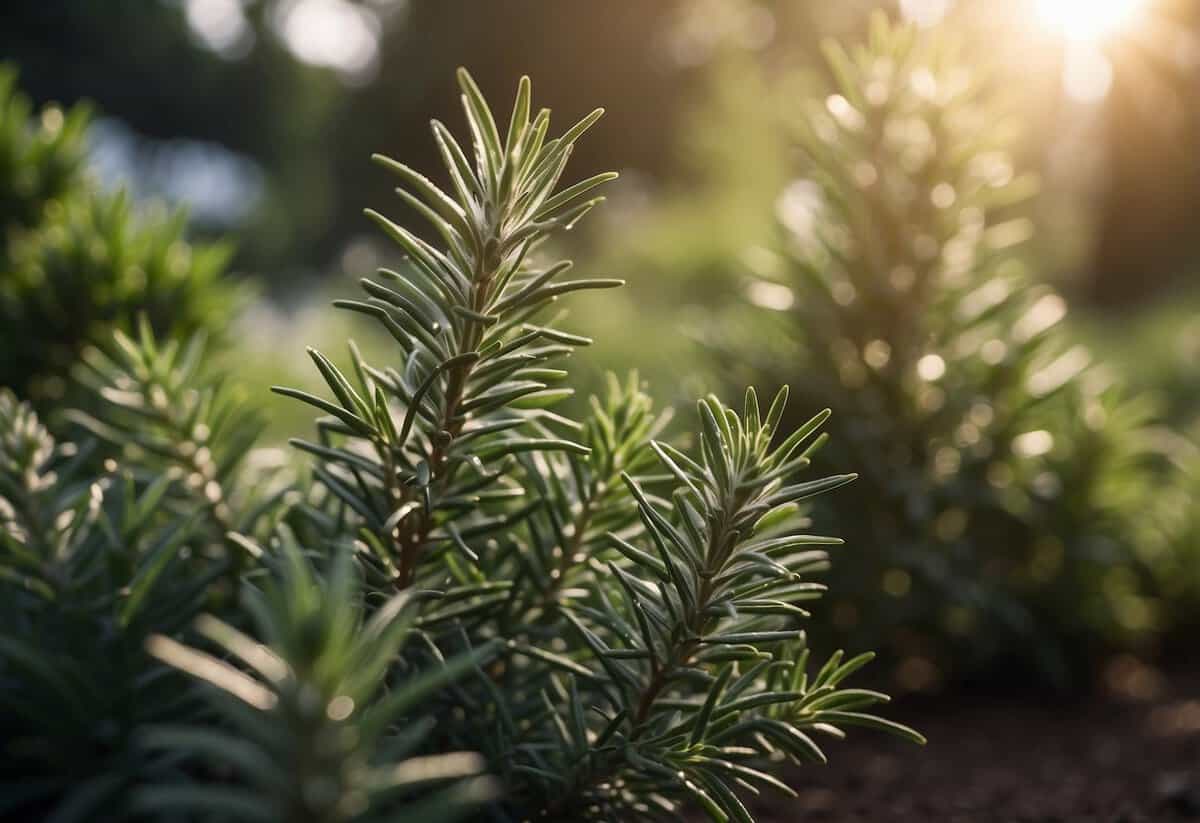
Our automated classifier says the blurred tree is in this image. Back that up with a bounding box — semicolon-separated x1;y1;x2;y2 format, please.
713;15;1171;687
0;0;696;284
0;0;342;276
0;66;245;405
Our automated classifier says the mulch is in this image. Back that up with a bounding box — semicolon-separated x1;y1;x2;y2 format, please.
745;659;1200;822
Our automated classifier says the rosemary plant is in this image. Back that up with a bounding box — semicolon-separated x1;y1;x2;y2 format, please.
1;67;920;822
140;535;501;823
274;69;920;820
0;390;218;820
720;14;1165;683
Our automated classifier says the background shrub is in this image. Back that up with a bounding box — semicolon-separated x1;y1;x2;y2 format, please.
0;65;246;407
707;15;1177;686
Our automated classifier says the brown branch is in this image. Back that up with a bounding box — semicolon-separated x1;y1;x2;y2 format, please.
388;247;498;589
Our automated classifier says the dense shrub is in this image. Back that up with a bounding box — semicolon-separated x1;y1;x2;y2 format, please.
713;15;1172;685
0;70;919;822
0;65;246;405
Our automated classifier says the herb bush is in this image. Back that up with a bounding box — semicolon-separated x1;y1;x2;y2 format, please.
0;69;921;822
713;15;1169;685
0;65;245;406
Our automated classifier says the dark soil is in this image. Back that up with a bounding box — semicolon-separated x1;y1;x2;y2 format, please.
747;660;1200;822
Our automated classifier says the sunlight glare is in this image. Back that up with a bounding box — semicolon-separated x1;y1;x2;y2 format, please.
272;0;381;81
1034;0;1147;42
1062;44;1114;103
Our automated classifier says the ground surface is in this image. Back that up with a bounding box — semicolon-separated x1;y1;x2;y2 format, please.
746;661;1200;822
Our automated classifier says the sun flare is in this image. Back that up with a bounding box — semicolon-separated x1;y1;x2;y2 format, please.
1034;0;1147;42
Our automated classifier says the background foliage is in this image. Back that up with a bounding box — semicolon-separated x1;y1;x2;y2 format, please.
0;67;246;407
701;13;1177;685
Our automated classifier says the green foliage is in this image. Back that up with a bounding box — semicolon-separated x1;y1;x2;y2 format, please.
0;322;290;820
0;68;915;822
490;392;922;821
0;65;246;404
65;318;282;551
493;371;674;629
272;70;917;819
1136;426;1200;620
716;14;1169;683
140;536;501;823
0;389;218;820
0;65;89;236
1075;287;1200;428
276;67;622;590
